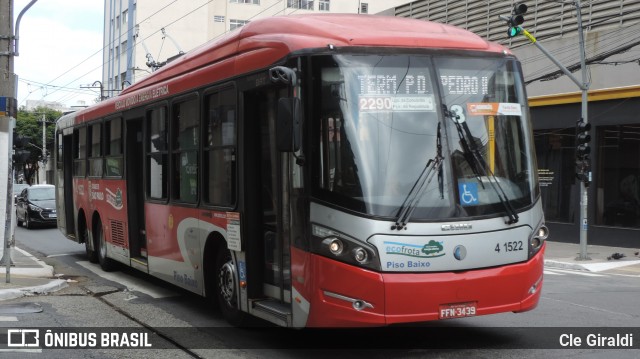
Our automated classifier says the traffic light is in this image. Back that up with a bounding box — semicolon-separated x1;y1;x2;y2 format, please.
575;118;592;186
506;3;528;38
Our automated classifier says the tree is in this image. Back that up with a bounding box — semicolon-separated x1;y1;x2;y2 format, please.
14;106;61;184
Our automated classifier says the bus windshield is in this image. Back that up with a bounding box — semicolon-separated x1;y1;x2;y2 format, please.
313;53;538;221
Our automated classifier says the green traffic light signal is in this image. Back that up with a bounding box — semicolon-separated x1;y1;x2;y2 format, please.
508;26;522;38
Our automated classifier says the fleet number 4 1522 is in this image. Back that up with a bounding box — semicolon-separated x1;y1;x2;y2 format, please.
495;240;524;253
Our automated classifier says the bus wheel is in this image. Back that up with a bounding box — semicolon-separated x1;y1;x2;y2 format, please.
84;225;98;263
216;247;245;325
96;220;116;271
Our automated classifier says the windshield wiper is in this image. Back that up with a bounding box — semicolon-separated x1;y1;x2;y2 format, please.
444;106;519;225
392;123;444;230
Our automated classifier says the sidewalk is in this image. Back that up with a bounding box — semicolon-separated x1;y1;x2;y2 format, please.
0;246;67;301
544;241;640;274
0;240;639;302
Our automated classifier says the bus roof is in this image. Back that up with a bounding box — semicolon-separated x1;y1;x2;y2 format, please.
59;14;509;125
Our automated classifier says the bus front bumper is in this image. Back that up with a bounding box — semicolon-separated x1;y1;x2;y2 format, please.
304;242;545;327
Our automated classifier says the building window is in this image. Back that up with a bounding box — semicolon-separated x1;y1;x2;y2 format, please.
171;96;199;203
596;124;640;228
230;0;260;4
230;19;250;30
105;118;123;177
319;0;330;11
204;87;236;206
121;41;127;55
147;107;168;200
116;15;120;29
288;0;314;10
214;15;225;23
534;128;576;223
360;2;368;14
122;10;128;27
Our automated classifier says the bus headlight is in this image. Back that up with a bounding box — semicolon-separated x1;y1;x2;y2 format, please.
537;225;549;240
529;223;548;259
312;224;380;271
324;237;344;255
352;247;368;264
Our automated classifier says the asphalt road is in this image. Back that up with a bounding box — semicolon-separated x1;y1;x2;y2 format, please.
5;226;640;358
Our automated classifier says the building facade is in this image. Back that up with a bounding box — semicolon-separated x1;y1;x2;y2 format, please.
394;0;640;247
102;0;407;98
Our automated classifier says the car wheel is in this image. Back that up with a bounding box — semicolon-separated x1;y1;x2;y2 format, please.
24;213;31;229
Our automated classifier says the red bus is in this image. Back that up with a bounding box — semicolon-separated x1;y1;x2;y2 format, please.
55;14;547;327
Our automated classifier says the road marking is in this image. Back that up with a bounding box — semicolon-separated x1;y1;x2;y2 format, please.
0;349;43;353
544;268;605;277
543;270;564;275
0;316;18;321
77;261;178;299
46;253;74;258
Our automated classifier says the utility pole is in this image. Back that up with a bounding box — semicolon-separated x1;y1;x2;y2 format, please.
500;1;591;260
41;112;46;183
0;0;17;279
0;0;38;281
80;80;105;101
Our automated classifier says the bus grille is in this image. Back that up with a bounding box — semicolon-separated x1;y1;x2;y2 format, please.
110;220;126;247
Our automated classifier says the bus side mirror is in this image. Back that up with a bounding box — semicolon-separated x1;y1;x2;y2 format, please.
276;97;301;152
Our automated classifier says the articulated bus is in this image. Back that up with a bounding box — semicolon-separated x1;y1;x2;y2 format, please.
55;14;547;327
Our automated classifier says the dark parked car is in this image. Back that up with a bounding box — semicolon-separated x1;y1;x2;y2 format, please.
16;184;57;228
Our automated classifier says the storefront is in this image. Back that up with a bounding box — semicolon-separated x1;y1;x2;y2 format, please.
531;86;640;248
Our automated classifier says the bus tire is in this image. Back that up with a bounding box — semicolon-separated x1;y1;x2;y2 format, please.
83;224;98;263
215;246;245;326
95;219;116;272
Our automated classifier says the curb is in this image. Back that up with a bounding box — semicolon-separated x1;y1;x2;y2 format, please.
544;260;590;272
0;247;54;277
544;259;640;273
0;279;69;301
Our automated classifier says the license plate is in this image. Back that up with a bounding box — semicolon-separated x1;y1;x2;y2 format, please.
439;302;477;319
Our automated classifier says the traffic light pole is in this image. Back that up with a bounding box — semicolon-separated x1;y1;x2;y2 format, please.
575;2;590;260
503;1;591;260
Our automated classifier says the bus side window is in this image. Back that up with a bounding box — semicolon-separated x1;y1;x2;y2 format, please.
204;87;236;207
147;107;169;200
105;118;123;177
88;122;103;178
172;96;199;203
73;127;87;177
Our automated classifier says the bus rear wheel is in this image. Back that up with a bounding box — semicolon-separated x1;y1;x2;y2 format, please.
96;220;116;272
84;224;98;263
215;246;245;326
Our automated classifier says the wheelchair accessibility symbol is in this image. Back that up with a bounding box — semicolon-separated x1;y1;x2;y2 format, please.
458;183;479;206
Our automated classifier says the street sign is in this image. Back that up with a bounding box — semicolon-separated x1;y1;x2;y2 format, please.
0;97;17;117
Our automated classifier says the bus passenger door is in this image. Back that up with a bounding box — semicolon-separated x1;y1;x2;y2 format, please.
244;88;292;313
126;118;147;268
60;133;75;236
